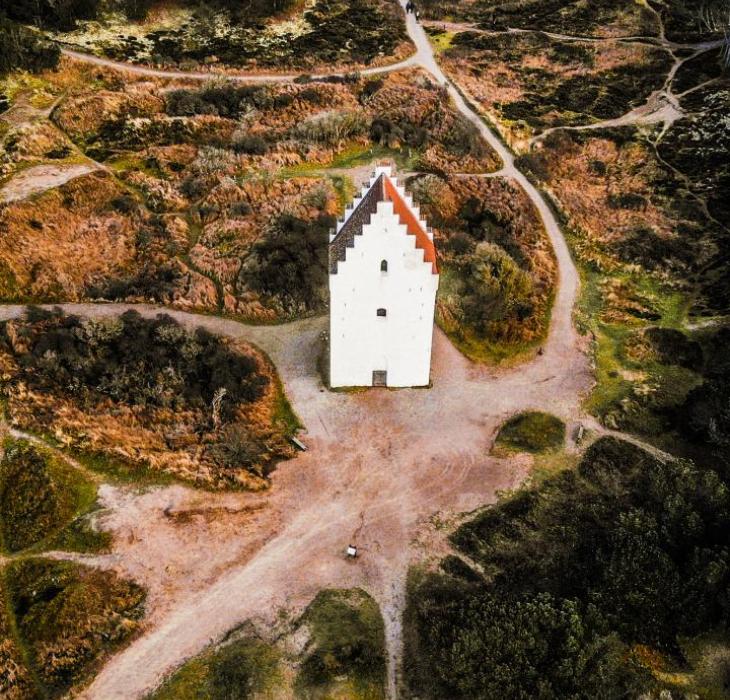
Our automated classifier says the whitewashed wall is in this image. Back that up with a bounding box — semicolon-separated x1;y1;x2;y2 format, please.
329;171;439;388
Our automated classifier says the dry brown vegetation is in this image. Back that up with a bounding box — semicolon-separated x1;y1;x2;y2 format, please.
518;127;725;318
420;0;658;37
0;309;296;488
438;31;672;148
1;558;145;699
0;172;138;301
50;0;412;73
412;175;556;361
1;65;500;321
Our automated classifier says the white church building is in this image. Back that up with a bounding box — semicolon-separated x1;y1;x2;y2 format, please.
329;166;439;388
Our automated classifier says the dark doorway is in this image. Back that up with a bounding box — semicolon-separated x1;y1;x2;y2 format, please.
372;370;387;387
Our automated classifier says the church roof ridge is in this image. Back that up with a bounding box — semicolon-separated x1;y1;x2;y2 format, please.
328;170;438;275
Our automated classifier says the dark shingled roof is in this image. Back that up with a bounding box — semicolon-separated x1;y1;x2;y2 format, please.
329;174;385;274
329;173;438;275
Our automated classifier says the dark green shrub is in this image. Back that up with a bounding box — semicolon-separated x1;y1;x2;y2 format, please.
642;327;703;370
166;84;269;118
0;308;267;417
298;589;386;690
241;213;335;313
5;558;144;694
2;0;101;30
232;132;269;155
408;577;645;700
449;242;534;336
495;411;566;452
0;14;60;75
0;441;59;552
408;437;730;697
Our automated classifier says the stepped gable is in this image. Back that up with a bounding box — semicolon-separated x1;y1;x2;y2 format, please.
329;169;438;275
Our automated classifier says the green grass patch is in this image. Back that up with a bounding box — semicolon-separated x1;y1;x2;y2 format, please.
4;557;145;697
66;445;180;488
0;438;106;555
0;572;38;699
426;29;457;53
296;588;386;699
272;375;303;436
494;411;566;454
277;144;420;181
576;261;701;441
150;634;281;700
529;448;581;485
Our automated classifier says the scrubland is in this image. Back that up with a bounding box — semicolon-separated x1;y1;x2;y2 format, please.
0;307;296;489
151;588;386;700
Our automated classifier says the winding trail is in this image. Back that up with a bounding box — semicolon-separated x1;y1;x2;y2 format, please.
1;7;595;699
400;8;581;375
60;46;419;83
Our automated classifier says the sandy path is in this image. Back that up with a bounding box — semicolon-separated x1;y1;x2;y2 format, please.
0;163;99;204
0;9;596;699
0;260;590;700
400;8;582;382
60;47;418;83
531;38;723;144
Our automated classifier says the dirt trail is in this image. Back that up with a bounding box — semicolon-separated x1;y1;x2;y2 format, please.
401;8;583;383
0;163;98;203
0;298;590;700
0;8;597;699
60;47;418;83
531;38;722;143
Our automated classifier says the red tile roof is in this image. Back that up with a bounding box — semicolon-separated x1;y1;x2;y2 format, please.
384;176;438;275
328;171;438;275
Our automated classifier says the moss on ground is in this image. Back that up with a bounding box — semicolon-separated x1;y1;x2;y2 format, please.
494;411;566;454
1;558;145;698
296;588;386;699
150;635;281;700
0;574;38;699
0;438;107;555
576;265;704;445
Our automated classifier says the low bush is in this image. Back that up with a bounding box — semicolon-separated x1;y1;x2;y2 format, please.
0;438;99;554
241;212;335;315
150;635;281;700
0;577;35;699
407;436;730;697
5;558;145;696
2;308;266;414
166;84;270;118
293;109;370;146
495;411;565;453
2;0;100;31
297;588;386;695
0;14;60;75
0;308;290;488
448;242;535;338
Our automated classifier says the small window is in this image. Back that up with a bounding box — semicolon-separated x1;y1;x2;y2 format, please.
380;260;388;272
377;308;387;317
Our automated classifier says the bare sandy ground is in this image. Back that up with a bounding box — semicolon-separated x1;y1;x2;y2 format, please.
0;296;591;700
0;5;602;697
0;163;98;204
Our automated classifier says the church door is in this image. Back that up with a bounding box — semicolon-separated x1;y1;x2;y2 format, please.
372;370;387;387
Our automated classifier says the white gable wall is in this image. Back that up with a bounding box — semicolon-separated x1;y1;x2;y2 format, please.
329;200;439;388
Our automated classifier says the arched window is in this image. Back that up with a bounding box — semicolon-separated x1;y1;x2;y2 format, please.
377;308;387;317
380;259;388;272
